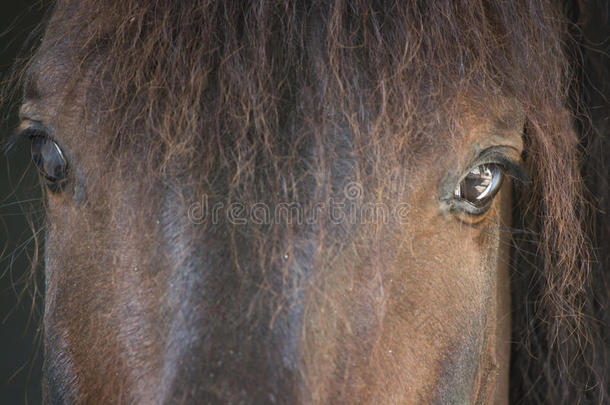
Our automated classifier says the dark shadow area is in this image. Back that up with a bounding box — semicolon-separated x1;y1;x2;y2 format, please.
1;2;48;404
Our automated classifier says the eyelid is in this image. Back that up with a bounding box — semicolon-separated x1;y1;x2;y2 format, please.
20;119;51;135
3;122;52;156
473;148;530;186
7;121;48;143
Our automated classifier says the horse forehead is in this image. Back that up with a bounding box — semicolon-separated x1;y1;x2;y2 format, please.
23;7;522;156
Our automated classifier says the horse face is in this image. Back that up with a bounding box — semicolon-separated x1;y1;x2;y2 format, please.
24;3;526;404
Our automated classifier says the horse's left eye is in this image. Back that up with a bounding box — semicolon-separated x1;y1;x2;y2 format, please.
453;163;503;210
31;135;68;192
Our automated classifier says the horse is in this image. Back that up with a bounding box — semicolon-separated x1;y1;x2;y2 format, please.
5;0;609;403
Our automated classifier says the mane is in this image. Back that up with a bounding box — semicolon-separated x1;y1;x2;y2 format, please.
8;0;609;403
507;2;610;402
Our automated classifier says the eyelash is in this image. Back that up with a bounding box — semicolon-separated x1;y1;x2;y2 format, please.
477;154;529;185
5;125;50;151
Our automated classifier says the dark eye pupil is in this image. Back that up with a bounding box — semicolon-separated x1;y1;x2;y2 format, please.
454;164;503;206
31;136;67;186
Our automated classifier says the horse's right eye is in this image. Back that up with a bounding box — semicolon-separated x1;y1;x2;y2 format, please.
454;164;504;209
30;134;68;192
449;162;506;217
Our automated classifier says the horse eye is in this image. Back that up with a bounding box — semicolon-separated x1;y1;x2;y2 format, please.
31;135;68;192
453;163;503;210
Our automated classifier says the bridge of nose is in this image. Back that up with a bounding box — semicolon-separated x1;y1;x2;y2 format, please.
157;191;311;404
